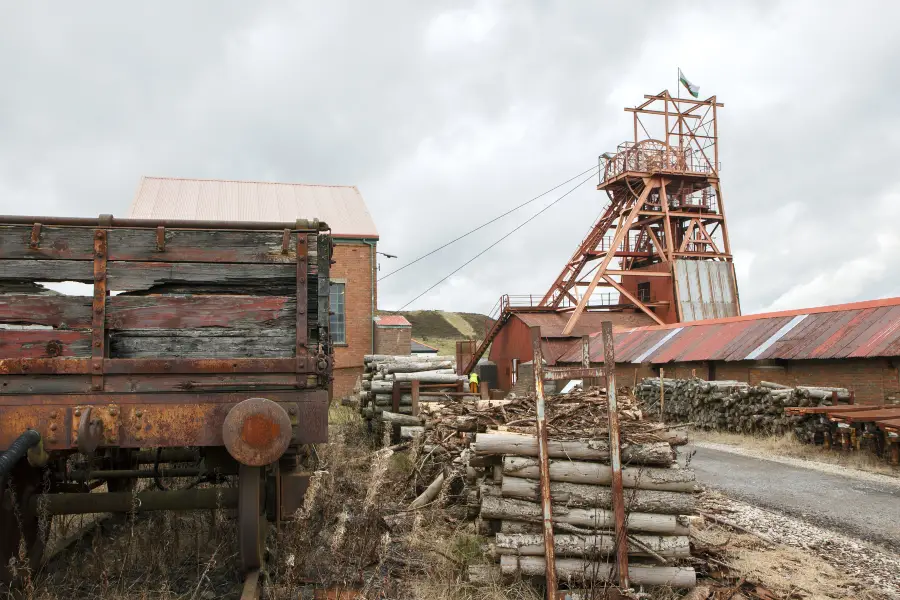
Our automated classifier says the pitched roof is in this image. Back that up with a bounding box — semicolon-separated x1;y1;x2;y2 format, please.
558;296;900;364
129;176;379;239
375;315;412;327
374;315;411;327
514;311;657;338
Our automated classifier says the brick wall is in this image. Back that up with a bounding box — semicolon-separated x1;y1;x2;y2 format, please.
330;240;376;400
375;325;411;355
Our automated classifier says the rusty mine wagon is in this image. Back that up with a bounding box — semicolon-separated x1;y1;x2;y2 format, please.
0;215;333;581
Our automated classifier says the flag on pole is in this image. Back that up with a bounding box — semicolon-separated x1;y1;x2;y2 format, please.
678;68;700;98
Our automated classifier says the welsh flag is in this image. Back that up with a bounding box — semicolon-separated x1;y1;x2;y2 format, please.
678;68;699;98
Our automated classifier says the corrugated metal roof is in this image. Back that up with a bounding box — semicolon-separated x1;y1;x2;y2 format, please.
558;297;900;364
129;176;379;239
514;311;656;338
374;315;411;327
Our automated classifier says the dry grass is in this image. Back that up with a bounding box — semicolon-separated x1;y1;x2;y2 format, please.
690;429;900;477
695;526;889;600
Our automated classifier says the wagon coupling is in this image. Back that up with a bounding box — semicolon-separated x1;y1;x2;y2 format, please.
223;398;293;467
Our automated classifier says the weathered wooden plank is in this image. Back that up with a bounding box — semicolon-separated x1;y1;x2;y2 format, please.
0;225;94;260
106;295;296;329
0;295;92;328
0;225;306;263
109;329;295;358
0;373;301;395
0;330;91;358
109;228;301;263
108;262;296;291
0;260;93;282
0;260;297;291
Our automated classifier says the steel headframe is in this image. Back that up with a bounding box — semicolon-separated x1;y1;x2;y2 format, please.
538;90;734;334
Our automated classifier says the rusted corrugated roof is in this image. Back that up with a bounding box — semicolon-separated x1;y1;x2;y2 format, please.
514;311;656;338
375;315;411;327
129;176;379;239
558;297;900;364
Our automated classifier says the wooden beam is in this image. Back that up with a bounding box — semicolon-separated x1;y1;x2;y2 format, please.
562;180;657;336
604;270;671;277
602;275;665;326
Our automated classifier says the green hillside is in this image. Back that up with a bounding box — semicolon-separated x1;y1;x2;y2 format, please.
377;310;493;355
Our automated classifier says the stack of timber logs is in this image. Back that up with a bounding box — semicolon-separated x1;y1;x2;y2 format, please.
358;354;468;430
635;378;850;439
443;388;699;589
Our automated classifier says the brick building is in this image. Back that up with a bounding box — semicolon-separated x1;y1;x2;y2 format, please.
129;177;379;399
556;297;900;404
373;315;412;356
488;310;656;391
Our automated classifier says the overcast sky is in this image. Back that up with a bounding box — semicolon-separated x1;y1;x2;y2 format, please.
2;1;899;316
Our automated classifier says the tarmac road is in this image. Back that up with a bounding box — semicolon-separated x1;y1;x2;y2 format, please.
681;444;900;551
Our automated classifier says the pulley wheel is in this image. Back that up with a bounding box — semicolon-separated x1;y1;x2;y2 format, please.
0;462;48;585
238;464;267;573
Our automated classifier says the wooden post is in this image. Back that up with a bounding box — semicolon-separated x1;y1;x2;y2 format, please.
659;368;665;421
602;321;629;589
529;327;557;599
481;384;490;400
411;380;420;417
392;382;401;413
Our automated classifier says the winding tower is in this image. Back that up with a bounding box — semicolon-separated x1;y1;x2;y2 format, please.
542;90;740;334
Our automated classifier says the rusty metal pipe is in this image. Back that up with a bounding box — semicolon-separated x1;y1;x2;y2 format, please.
67;468;205;481
0;215;330;231
0;429;41;478
33;487;238;515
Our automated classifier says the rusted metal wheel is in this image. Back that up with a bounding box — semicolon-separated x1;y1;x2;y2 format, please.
238;464;267;573
0;463;48;585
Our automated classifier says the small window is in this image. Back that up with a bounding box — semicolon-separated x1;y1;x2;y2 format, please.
330;282;346;345
637;282;651;303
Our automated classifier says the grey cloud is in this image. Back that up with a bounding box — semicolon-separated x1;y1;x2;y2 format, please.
1;1;898;316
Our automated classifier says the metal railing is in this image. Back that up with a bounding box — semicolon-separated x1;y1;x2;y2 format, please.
600;140;713;183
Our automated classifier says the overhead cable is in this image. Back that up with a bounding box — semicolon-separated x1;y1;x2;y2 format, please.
393;167;599;312
378;164;600;282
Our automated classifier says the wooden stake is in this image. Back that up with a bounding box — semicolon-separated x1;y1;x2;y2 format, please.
529;326;557;599
602;321;629;589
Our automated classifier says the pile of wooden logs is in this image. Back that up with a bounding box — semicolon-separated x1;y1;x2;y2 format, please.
456;389;699;589
635;378;850;438
358;354;468;428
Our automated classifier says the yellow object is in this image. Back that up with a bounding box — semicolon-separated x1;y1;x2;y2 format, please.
469;372;479;384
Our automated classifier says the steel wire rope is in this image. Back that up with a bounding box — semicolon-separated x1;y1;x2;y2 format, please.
391;167;600;312
378;164;600;282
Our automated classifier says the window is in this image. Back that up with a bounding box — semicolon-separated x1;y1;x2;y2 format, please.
330;282;346;345
637;282;651;303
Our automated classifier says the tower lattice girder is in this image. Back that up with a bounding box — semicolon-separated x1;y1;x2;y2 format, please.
538;91;739;335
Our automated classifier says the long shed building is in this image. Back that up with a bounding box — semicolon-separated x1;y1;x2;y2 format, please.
557;297;900;404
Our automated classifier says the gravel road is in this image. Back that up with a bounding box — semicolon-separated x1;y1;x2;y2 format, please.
681;443;900;551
